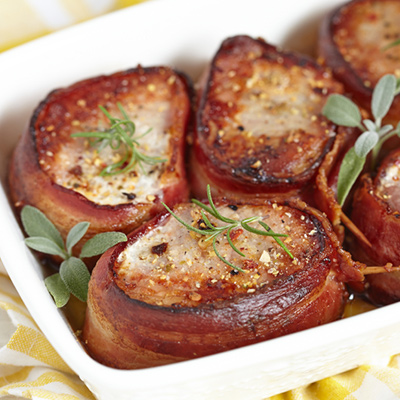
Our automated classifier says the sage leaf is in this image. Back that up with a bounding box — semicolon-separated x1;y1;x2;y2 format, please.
363;119;376;132
323;94;362;128
396;78;400;95
59;257;90;302
378;124;394;137
66;222;90;255
324;73;400;206
337;148;366;206
21;206;64;249
80;232;127;258
45;274;70;308
372;74;396;121
354;131;379;158
24;237;67;259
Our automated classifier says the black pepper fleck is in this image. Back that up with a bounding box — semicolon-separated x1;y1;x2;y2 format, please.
122;192;136;200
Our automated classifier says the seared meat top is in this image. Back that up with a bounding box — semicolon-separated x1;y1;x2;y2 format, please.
332;0;400;88
33;67;187;206
114;201;334;307
196;35;342;191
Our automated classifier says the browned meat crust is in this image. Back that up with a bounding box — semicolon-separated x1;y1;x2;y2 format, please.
351;148;400;304
319;0;400;124
83;198;363;369
190;35;343;200
9;66;191;260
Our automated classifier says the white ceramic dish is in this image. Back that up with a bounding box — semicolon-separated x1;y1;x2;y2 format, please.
2;0;400;399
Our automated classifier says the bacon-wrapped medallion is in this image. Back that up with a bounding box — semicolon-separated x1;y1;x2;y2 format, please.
351;148;400;304
319;0;400;124
9;67;191;259
83;199;363;369
190;35;343;200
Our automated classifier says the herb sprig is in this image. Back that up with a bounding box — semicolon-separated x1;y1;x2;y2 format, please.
322;74;400;205
71;103;166;176
382;38;400;52
21;206;127;307
162;185;293;272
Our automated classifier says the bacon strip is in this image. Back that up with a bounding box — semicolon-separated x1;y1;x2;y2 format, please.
9;67;191;263
83;198;362;369
190;35;343;200
351;149;400;304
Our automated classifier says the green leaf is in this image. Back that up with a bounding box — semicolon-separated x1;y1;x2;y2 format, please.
337;148;366;206
258;221;294;259
162;202;213;236
212;236;244;272
70;104;163;177
206;185;235;224
396;78;400;95
71;131;111;139
162;187;295;272
66;222;90;255
191;199;218;219
240;221;286;237
21;206;64;249
372;74;396;121
226;226;246;257
24;237;67;259
363;119;376;132
44;274;70;308
354;131;379;158
59;257;90;302
323;94;362;128
378;124;394;137
80;232;127;258
382;38;400;51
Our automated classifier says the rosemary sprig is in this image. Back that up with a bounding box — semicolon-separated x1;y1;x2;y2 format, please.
382;38;400;52
162;185;293;272
322;74;400;205
71;103;167;176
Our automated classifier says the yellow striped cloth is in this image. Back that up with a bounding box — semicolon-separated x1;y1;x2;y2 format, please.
1;1;400;399
2;264;400;400
0;270;94;400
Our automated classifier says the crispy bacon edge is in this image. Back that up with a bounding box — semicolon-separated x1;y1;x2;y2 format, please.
8;67;192;262
190;35;342;200
351;170;400;304
82;199;363;369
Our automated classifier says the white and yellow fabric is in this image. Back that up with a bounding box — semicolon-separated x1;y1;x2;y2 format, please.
2;266;400;400
1;1;400;399
0;0;145;52
0;271;94;400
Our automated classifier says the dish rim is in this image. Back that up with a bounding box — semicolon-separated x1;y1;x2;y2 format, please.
1;0;400;397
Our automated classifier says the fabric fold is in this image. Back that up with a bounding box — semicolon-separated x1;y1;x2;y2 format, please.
0;273;93;400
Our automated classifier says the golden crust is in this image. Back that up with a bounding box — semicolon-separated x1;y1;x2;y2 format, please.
319;0;400;124
191;35;343;198
82;198;362;369
9;67;191;260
